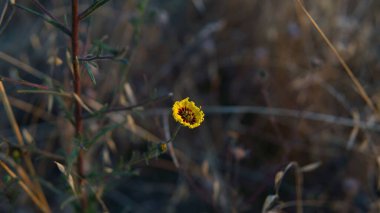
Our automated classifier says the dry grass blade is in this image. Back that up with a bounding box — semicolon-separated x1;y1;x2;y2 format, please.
347;110;360;149
0;52;52;81
0;81;51;212
73;93;94;114
7;96;55;121
17;89;72;98
0;161;49;212
300;162;321;173
273;200;324;211
294;0;376;112
262;194;278;213
276;162;303;213
54;161;77;195
0;153;51;212
1;76;50;90
0;2;14;35
0;0;9;26
0;81;25;145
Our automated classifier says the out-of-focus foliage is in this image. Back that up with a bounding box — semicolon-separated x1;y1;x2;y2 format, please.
1;0;380;212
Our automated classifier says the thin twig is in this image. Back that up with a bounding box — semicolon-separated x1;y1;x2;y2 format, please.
295;163;303;213
144;106;380;131
204;106;380;131
2;140;65;162
78;55;115;61
0;76;50;90
273;199;324;211
13;3;71;36
82;93;173;119
7;96;55;122
17;89;72;98
31;0;62;26
0;51;52;81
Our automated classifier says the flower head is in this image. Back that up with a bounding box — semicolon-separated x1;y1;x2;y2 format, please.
160;143;167;152
172;97;204;129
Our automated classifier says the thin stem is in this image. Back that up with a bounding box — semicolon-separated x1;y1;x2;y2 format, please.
1;76;50;90
0;0;9;26
82;93;173;119
163;125;181;144
17;89;72;97
4;141;65;162
126;125;181;167
71;0;86;210
0;3;14;35
294;163;303;213
31;0;61;26
78;55;116;61
14;3;71;36
273;200;324;211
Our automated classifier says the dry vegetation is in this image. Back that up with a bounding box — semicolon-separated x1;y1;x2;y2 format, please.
1;0;380;212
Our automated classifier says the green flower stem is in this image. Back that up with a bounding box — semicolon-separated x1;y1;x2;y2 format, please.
125;126;181;168
163;125;181;145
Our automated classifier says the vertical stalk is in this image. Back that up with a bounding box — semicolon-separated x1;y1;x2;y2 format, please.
71;0;86;210
294;163;303;213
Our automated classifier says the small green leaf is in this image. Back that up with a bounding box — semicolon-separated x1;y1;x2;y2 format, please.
78;0;111;21
117;58;128;64
137;0;149;14
83;62;97;85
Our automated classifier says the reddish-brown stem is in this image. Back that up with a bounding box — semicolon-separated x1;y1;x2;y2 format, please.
71;0;86;210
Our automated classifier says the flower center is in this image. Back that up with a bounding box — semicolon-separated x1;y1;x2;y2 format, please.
178;107;196;124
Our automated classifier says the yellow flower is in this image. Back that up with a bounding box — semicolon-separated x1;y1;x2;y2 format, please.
172;97;205;129
160;143;167;152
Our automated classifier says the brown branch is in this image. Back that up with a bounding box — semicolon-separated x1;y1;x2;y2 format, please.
71;0;87;210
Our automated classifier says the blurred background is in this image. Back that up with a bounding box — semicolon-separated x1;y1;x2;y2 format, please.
1;0;380;212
